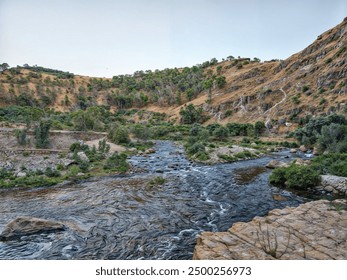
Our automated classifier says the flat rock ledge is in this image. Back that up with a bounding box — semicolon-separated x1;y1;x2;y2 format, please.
193;199;347;260
0;216;66;241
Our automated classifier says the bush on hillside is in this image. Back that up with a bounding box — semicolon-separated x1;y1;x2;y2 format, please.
108;126;130;145
179;104;204;124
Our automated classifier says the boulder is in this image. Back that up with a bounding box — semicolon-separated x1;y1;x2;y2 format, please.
16;171;27;178
290;148;297;153
60;158;76;168
144;148;155;154
319;175;347;196
266;160;288;169
77;151;90;162
294;158;310;166
313;147;320;155
277;118;286;125
0;217;66;241
299;145;308;152
3;161;14;170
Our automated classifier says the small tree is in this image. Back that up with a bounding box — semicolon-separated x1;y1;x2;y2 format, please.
254;121;266;136
203;79;213;103
109;126;130;145
179;104;204;124
34;120;51;148
215;76;226;88
213;126;229;141
0;63;9;72
15;129;28;146
216;65;223;75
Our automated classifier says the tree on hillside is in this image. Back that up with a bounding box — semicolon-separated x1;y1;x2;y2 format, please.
216;65;223;75
0;63;9;72
203;79;213;103
215;76;226;88
34;119;51;148
180;104;204;124
254;121;266;136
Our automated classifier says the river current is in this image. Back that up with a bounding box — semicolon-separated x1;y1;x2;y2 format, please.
0;141;306;259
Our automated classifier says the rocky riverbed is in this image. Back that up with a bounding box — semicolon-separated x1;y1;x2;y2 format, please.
0;141;306;259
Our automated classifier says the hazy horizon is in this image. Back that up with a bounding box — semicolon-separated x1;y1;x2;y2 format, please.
1;0;346;77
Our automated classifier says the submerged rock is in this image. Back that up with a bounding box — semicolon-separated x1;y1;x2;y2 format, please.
193;200;347;260
0;217;66;241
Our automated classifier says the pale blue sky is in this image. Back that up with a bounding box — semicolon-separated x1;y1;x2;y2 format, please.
1;0;346;77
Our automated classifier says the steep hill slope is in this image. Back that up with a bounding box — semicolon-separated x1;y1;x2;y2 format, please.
0;18;346;129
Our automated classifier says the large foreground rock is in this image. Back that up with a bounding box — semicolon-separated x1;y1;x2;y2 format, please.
193;200;347;260
0;217;66;241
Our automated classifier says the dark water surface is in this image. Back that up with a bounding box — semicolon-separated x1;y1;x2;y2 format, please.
0;141;306;259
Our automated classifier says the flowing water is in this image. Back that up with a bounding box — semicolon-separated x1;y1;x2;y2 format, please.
0;141;306;259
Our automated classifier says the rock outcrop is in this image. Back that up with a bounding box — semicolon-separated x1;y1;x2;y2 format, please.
0;217;66;241
318;175;347;196
193;199;347;260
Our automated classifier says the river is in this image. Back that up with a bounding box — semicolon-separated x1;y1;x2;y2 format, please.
0;141;306;259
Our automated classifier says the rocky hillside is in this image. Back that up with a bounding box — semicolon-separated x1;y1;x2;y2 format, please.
0;18;346;128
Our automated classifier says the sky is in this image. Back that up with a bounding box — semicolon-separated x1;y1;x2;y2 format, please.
0;0;346;77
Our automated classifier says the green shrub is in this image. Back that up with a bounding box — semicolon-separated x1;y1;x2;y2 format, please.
15;129;27;146
34;119;51;148
109;126;130;145
148;176;166;186
45;167;61;178
217;154;236;162
270;165;321;190
69;142;89;152
179;104;204;124
186;142;205;155
189;123;201;136
290;114;346;150
98;139;110;154
302;85;310;93
317;123;347;152
254;121;266;136
215;76;226;88
285;165;320;189
104;153;129;172
213;126;229;141
269;167;287;185
196;152;210;161
311;153;347;177
0;168;14;180
234;150;254;159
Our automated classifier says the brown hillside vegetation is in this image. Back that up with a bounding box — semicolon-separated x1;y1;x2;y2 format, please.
0;18;346;128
